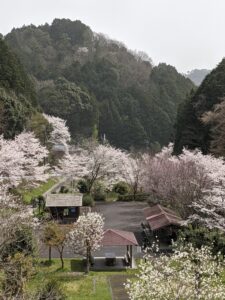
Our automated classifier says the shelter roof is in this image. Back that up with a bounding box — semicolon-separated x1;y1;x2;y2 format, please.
102;229;138;246
143;204;182;231
46;193;83;207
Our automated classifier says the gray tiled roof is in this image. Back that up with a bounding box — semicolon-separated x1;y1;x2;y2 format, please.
46;193;83;207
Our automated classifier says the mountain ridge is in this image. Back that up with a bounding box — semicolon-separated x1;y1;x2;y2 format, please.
4;18;194;149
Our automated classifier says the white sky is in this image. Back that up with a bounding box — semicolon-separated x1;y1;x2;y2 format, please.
1;0;225;73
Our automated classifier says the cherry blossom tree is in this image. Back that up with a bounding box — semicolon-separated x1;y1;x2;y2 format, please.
0;132;48;186
141;145;209;217
121;154;145;200
67;212;104;273
141;143;225;227
14;132;49;183
125;243;225;300
43;114;71;152
0;132;49;209
59;144;129;192
0;132;49;298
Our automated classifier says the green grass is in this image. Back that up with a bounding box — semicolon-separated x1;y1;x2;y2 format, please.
26;258;136;300
17;178;58;204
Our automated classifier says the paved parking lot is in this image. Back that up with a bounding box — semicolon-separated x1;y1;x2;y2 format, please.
40;201;147;258
94;201;147;232
93;201;147;257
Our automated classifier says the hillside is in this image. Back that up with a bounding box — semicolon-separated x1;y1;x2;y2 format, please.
186;69;210;86
0;37;36;138
174;59;225;154
5;18;194;149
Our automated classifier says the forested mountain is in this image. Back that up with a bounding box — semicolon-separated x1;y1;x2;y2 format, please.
186;69;210;86
5;18;194;149
0;37;36;138
174;59;225;154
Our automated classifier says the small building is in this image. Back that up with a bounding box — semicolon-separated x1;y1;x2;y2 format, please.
143;204;182;243
101;229;139;268
45;193;83;223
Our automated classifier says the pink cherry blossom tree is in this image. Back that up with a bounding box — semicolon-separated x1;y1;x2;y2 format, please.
141;144;210;217
141;144;225;221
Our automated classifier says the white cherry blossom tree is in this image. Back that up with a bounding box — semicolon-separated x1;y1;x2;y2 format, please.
43;114;71;152
126;243;225;300
67;212;104;273
0;132;49;207
58;144;129;192
121;154;145;200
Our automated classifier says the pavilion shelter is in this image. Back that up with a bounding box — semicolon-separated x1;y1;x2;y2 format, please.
143;204;182;243
101;229;139;268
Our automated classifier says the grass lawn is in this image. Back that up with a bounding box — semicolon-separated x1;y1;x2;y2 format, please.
27;259;136;300
17;178;58;204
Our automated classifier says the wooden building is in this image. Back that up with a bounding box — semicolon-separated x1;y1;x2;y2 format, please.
45;193;83;223
143;204;182;243
101;229;138;268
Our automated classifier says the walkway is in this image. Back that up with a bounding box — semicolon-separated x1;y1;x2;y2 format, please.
108;275;133;300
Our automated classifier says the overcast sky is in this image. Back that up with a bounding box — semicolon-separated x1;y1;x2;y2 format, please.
1;0;225;73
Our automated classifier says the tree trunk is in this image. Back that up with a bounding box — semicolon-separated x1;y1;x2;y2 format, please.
133;184;137;201
48;246;52;263
59;251;64;269
85;246;90;274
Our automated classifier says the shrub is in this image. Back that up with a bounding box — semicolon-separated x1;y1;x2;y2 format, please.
35;279;65;300
59;185;69;193
113;181;130;195
2;253;34;299
93;191;106;201
92;181;107;201
83;194;94;207
77;179;89;193
118;193;150;202
178;225;225;256
31;195;45;210
0;223;36;260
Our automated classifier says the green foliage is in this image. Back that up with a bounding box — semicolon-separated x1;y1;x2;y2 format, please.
0;38;37;138
26;112;53;146
59;185;69;193
77;179;89;193
38;77;98;139
178;225;225;256
117;193;150;202
92;181;107;201
2;253;34;299
42;222;63;248
35;279;66;300
82;194;94;207
0;224;36;261
174;59;225;154
93;190;106;202
113;181;130;195
0;38;35;102
5;19;194;149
